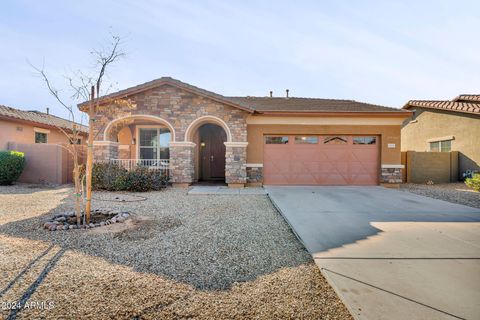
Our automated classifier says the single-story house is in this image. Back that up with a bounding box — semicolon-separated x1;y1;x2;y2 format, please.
0;105;88;149
402;94;480;177
78;77;411;188
0;105;88;184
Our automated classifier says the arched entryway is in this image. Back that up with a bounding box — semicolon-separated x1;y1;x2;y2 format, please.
197;124;227;181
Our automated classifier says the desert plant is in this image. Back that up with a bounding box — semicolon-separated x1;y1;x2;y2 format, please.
0;151;26;185
465;173;480;192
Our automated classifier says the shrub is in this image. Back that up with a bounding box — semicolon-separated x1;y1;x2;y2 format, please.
0;151;26;185
465;173;480;192
81;162;169;191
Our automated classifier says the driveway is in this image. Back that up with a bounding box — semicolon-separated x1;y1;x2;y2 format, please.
266;186;480;320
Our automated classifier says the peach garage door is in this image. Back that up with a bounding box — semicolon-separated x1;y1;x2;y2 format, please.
263;135;379;185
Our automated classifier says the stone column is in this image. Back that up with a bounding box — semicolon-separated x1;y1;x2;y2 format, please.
246;164;263;186
169;142;195;187
92;141;119;162
225;142;248;188
379;164;403;187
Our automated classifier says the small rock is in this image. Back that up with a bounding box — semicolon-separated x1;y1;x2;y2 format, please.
117;217;125;223
89;223;95;228
111;218;117;223
56;216;66;222
69;225;74;230
44;223;52;229
56;225;63;231
94;223;100;227
121;212;130;218
49;225;57;231
100;222;105;226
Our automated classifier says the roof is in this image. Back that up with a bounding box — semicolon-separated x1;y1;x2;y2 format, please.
0;105;89;133
404;95;480;115
78;77;408;114
225;96;407;113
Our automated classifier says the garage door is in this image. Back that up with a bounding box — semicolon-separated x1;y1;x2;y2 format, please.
264;135;379;185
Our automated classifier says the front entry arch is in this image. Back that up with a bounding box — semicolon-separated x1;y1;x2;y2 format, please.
197;124;227;181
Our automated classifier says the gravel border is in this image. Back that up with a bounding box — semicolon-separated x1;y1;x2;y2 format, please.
400;183;480;209
0;184;352;319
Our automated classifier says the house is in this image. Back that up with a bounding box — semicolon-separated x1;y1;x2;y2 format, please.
0;105;88;149
402;95;480;177
78;77;411;188
0;105;88;184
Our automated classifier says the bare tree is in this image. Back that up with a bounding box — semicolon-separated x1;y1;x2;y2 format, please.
31;33;124;225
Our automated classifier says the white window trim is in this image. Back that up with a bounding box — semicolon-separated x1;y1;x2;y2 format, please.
429;140;452;152
135;125;170;160
426;136;454;143
34;127;50;134
34;131;48;143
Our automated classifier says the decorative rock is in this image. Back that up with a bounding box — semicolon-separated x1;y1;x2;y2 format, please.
49;225;57;231
69;225;74;230
56;225;63;231
56;216;66;222
121;213;130;218
117;217;125;223
89;223;95;228
94;223;100;227
100;222;105;226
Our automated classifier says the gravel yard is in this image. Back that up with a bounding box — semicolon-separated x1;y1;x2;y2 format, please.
400;182;480;209
0;184;351;319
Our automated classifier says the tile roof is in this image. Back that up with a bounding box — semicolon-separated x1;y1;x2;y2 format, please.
0;105;88;133
404;95;480;115
225;96;407;113
78;77;408;114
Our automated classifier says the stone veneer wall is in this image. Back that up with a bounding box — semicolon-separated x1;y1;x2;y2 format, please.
169;145;195;184
225;146;247;184
246;166;263;184
380;167;402;184
93;144;118;162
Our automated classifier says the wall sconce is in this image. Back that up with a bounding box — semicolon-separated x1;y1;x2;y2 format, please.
132;138;136;145
200;141;206;147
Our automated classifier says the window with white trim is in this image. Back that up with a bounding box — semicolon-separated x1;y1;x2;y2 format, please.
429;140;451;152
138;128;170;159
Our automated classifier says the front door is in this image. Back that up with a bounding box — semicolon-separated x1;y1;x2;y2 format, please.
199;124;226;180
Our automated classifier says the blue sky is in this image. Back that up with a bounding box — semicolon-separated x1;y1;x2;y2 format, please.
1;0;479;122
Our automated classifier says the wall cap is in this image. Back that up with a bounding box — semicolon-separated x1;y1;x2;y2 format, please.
245;163;263;167
224;142;248;147
170;141;196;147
93;140;119;146
381;164;405;169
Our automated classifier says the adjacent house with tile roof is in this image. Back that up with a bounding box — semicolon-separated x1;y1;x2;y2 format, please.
0;105;88;150
402;94;480;176
78;77;411;187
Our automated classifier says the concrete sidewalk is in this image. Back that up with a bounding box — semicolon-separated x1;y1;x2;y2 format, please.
266;186;480;320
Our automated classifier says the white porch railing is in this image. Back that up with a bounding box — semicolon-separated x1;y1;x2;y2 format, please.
109;159;170;176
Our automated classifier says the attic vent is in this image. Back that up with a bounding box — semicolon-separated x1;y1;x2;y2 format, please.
16;126;23;132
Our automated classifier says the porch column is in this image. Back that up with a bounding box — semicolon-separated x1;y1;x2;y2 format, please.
224;142;248;188
92;141;119;162
169;142;195;187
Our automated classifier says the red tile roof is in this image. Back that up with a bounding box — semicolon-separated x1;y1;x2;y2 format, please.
0;105;88;133
78;77;408;114
403;95;480;115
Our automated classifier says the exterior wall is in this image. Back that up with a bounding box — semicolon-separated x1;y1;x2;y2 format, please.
7;142;86;184
401;108;480;176
0;119;81;150
246;122;403;186
402;151;459;183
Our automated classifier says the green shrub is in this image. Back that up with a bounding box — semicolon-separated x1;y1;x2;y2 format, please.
0;151;26;185
81;162;169;191
465;173;480;192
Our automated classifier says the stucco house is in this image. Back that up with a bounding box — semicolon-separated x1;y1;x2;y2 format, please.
78;77;411;188
402;94;480;177
0;105;88;149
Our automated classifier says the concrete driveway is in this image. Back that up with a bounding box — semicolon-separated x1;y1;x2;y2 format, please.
266;186;480;320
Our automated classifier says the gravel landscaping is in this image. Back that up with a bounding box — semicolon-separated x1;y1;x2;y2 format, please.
0;184;351;319
400;182;480;209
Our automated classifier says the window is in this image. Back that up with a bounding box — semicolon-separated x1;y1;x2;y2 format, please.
430;140;451;152
138;128;170;159
353;136;377;145
324;136;347;145
265;136;289;144
69;137;82;144
295;136;318;144
35;132;47;143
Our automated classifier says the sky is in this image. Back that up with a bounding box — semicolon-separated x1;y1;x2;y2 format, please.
1;0;479;123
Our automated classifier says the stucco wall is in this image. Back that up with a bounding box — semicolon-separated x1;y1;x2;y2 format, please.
247;123;402;165
0;119;75;150
401;108;480;174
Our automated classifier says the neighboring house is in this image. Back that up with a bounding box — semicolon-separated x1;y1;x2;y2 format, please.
402;94;480;177
0;105;88;184
0;105;88;149
78;77;411;188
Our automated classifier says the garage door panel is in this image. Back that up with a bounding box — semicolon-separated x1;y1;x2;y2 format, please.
264;135;379;185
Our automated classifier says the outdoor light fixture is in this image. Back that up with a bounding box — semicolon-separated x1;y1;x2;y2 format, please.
200;141;206;147
301;136;307;140
132;138;136;145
